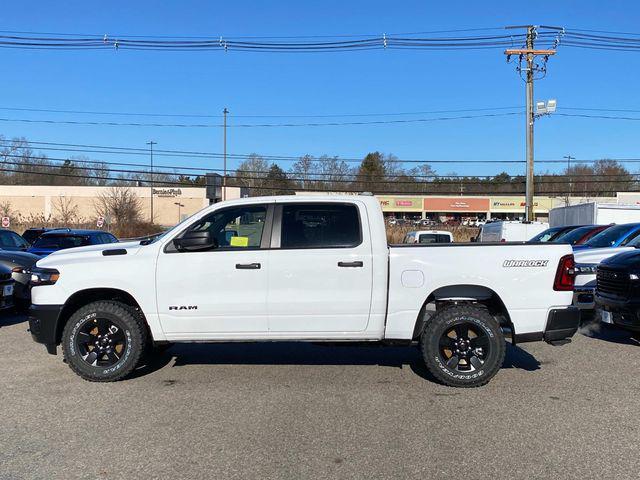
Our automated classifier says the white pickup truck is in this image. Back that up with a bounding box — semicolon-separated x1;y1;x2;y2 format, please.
28;195;579;387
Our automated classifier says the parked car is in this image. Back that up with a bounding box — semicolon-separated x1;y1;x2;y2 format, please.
402;230;453;244
572;229;640;313
22;228;61;246
529;225;582;243
573;223;640;251
478;221;549;242
0;250;40;309
0;229;31;251
28;195;579;387
595;250;640;331
0;263;15;311
27;229;118;256
551;224;611;246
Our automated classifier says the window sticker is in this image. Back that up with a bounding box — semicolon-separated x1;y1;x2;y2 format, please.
230;236;249;247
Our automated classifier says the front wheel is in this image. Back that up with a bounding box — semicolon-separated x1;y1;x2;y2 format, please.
61;301;147;382
420;305;505;388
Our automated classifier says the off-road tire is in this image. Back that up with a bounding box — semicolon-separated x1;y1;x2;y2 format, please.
420;304;505;388
62;300;147;382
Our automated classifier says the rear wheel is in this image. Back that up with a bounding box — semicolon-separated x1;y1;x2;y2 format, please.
62;301;147;382
420;305;505;388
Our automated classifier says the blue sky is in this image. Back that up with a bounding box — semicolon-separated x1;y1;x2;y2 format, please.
1;0;639;177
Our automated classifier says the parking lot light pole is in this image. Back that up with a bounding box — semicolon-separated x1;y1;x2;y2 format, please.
174;202;184;223
147;141;157;224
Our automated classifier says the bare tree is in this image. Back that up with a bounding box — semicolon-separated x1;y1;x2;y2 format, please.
232;154;270;196
0;201;13;218
94;187;143;225
52;196;79;223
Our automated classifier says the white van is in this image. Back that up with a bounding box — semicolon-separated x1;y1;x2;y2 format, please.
478;221;549;243
403;230;453;244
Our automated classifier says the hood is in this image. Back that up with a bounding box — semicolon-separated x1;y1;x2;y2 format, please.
36;241;142;268
0;249;41;266
601;250;640;270
574;246;634;265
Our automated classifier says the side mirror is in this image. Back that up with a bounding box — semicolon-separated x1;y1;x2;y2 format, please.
173;231;217;252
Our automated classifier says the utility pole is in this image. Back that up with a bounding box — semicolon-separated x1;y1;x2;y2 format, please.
563;154;574;171
505;25;561;221
223;108;228;201
147;141;157;223
564;155;574;204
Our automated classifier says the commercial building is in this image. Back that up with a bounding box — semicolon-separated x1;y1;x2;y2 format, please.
0;185;242;227
377;194;556;221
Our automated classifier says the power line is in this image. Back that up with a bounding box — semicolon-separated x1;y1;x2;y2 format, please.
0;105;525;119
3;139;640;167
0;111;523;128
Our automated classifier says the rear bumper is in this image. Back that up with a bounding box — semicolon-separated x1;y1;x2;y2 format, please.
514;307;581;345
28;304;63;354
573;287;596;310
543;307;581;344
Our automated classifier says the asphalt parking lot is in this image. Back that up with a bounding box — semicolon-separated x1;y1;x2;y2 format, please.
1;314;639;480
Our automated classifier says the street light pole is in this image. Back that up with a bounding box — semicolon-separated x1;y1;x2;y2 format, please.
147;141;157;224
174;202;184;223
223;107;228;201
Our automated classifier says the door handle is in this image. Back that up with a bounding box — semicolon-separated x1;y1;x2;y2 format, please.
236;263;261;270
338;261;363;268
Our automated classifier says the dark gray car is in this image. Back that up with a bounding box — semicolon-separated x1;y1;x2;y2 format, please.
0;250;40;309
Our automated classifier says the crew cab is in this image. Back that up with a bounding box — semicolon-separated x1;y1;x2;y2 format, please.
28;195;579;387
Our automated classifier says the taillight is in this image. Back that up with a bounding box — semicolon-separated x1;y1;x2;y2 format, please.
500;238;506;242
554;254;575;291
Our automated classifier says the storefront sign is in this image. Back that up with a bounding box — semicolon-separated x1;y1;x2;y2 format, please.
490;196;553;212
423;197;490;212
377;197;423;212
152;188;182;198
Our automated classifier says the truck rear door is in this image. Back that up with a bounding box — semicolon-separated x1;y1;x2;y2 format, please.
267;201;373;334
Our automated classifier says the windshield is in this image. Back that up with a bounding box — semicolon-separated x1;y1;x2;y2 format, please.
32;234;91;250
553;226;598;245
584;224;634;248
530;227;567;243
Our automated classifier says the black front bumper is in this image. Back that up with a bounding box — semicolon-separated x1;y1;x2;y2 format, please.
596;293;640;331
28;304;63;354
514;307;580;345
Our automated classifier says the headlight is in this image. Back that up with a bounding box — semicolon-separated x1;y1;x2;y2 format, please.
11;267;27;274
29;267;60;286
574;264;598;275
630;273;640;281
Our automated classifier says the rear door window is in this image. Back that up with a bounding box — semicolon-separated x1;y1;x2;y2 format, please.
280;203;361;249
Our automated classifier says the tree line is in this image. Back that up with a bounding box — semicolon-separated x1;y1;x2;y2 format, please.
0;135;634;197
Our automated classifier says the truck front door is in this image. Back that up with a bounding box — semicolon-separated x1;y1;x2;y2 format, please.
267;201;373;334
156;203;272;336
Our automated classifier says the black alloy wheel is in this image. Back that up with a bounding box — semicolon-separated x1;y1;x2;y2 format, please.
438;322;490;372
76;317;128;368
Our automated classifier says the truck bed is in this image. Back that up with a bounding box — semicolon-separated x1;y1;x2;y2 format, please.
384;242;574;339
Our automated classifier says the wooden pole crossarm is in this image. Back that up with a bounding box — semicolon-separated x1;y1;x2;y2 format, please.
504;49;557;56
